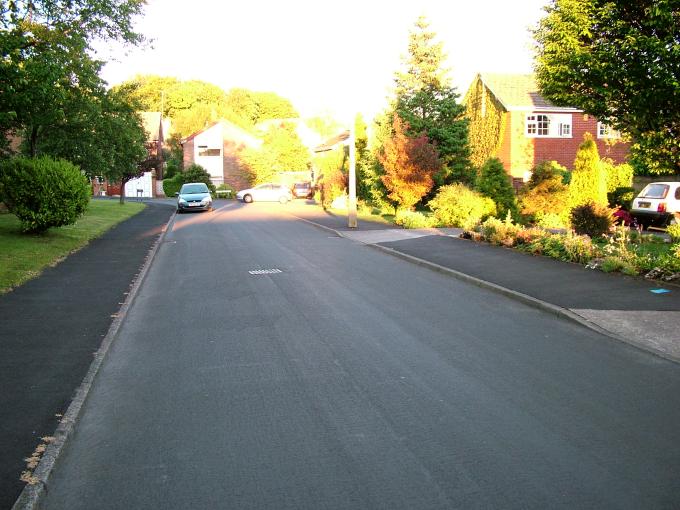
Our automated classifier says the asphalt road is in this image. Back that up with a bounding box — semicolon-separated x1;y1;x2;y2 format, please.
41;202;680;509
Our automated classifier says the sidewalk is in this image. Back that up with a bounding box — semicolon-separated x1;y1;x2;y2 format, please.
287;201;680;363
0;202;174;510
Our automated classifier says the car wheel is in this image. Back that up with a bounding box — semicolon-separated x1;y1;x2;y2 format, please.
279;196;288;204
176;209;182;214
243;194;253;203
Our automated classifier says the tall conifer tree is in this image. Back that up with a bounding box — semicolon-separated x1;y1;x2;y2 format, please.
393;16;473;186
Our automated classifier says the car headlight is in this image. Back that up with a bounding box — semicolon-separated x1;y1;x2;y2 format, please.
178;198;187;204
201;197;211;203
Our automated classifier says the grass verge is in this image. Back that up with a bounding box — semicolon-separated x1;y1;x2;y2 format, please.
0;200;146;293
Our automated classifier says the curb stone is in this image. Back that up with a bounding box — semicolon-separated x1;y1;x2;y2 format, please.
292;214;678;365
11;209;177;510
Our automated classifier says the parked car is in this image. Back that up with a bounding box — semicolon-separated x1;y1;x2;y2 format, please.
236;183;292;204
176;182;213;213
630;182;680;228
291;182;313;199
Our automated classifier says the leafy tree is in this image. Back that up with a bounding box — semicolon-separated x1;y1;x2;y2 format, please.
378;114;441;211
533;0;680;174
113;75;181;115
240;122;310;184
314;147;348;209
354;113;373;202
393;16;473;186
1;0;145;146
476;158;519;219
251;91;298;121
568;138;608;211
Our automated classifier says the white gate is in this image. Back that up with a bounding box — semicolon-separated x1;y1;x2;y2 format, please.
124;172;153;198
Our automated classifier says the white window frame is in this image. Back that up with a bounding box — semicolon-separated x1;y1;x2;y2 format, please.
597;122;621;139
526;113;572;138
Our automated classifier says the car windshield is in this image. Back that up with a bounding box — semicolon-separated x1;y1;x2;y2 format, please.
640;184;669;199
181;184;209;194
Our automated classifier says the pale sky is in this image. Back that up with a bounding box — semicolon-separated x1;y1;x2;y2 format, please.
97;0;548;123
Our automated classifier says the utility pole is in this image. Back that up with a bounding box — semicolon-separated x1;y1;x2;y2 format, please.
348;118;358;228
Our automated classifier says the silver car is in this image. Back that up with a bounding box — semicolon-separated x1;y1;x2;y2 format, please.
176;182;213;213
236;183;292;204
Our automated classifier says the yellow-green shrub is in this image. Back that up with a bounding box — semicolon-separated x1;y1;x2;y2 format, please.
428;183;496;229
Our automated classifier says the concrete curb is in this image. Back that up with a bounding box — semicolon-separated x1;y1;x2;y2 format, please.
293;214;678;365
12;209;177;510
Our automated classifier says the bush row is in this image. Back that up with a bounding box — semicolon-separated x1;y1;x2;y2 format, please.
468;217;680;281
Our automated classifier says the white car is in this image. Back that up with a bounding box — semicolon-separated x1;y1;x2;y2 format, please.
236;183;292;204
631;182;680;227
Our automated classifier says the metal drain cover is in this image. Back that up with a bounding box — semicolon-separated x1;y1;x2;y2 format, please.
248;269;283;275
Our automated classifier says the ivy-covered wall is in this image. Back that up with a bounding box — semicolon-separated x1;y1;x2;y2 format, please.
465;76;507;169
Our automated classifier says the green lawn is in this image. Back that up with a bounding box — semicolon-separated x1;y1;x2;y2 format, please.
0;200;146;293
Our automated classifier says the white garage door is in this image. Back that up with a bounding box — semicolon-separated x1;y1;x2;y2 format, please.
124;172;153;198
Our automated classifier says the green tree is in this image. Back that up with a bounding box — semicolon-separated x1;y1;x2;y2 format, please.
354;113;373;202
240;122;310;184
393;16;473;186
1;0;145;148
533;0;680;174
378;114;441;211
476;158;519;219
568;138;608;211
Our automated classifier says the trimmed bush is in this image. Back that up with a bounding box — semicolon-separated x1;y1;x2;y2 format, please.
476;157;519;219
570;202;613;238
182;164;216;193
163;174;183;197
607;186;636;210
666;223;680;242
163;164;216;198
428;183;496;229
527;160;569;188
394;210;436;229
520;175;569;224
0;156;90;233
602;159;633;193
478;215;522;246
568;138;608;210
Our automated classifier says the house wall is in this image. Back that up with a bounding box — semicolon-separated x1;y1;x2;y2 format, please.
183;138;195;169
533;113;629;170
222;141;252;191
500;111;631;180
193;124;225;184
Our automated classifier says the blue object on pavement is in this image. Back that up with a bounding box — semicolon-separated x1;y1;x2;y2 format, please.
650;288;671;294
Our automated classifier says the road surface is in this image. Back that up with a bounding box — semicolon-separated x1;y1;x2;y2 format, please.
40;202;680;509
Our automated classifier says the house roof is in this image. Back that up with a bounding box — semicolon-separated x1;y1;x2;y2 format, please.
139;112;163;141
314;130;350;153
180;120;262;148
478;73;580;112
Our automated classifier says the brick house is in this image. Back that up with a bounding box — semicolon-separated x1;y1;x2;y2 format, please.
180;120;262;191
465;73;629;187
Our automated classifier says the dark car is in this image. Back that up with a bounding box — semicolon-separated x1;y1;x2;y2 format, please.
292;182;313;199
176;182;213;213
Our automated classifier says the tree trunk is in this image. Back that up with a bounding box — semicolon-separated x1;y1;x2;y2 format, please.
119;178;127;204
29;126;39;158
